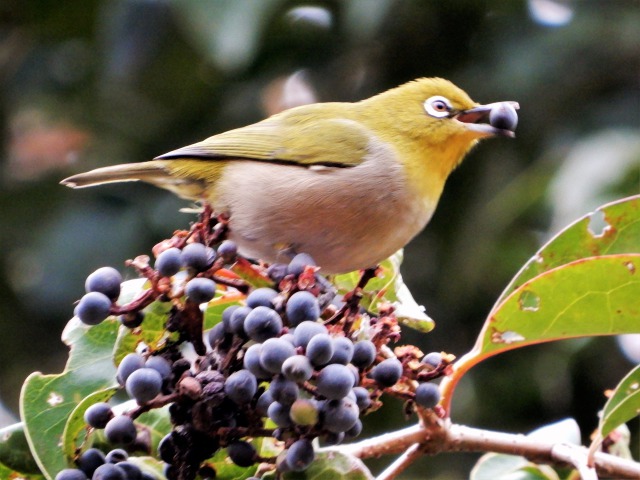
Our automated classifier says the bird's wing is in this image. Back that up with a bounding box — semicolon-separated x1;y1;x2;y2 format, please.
156;109;372;168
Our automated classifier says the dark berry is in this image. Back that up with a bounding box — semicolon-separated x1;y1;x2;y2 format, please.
216;240;237;259
85;266;122;300
77;448;105;477
227;441;256;467
243;343;272;379
286;438;315;472
345;418;363;438
145;356;172;380
182;243;215;272
207;322;226;348
293;321;327;349
154;247;182;277
105;448;128;463
329;336;354;365
268;401;292;427
244;306;283;342
246;287;278;309
221;305;240;332
224;370;257;404
55;469;87;480
421;352;442;368
84;402;113;429
281;355;313;382
352;387;371;411
489;102;518;131
116;353;145;386
114;462;142;480
229;306;252;336
75;292;112;325
125;367;162;403
104;415;137;445
415;382;441;409
158;433;176;464
267;263;288;283
321;432;344;446
321;397;359;433
92;463;125;480
269;375;299;406
119;311;144;329
352;340;376;369
306;333;334;367
260;337;295;374
256;390;274;416
371;358;403;387
185;277;216;304
287;253;316;276
316;364;355;400
286;291;320;327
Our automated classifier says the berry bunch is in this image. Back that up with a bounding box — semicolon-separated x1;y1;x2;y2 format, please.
62;212;449;480
55;446;154;480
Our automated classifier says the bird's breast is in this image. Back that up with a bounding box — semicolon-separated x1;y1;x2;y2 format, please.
212;144;436;273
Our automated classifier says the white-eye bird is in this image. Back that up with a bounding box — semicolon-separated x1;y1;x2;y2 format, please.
62;78;518;273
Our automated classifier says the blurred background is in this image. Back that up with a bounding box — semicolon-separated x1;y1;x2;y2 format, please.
0;0;638;477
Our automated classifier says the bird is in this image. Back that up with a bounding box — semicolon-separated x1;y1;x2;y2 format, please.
61;78;518;274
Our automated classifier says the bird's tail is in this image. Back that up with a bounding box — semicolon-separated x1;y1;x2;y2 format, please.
60;161;169;188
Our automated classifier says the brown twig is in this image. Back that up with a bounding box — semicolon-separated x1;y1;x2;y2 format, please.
328;419;640;480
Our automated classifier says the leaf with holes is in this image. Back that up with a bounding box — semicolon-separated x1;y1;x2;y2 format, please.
591;363;640;449
494;194;640;308
20;317;119;478
441;254;640;409
479;254;640;358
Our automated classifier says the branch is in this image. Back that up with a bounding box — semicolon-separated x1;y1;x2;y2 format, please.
329;421;640;480
375;443;423;480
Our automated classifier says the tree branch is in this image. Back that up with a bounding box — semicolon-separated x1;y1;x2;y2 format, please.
329;420;640;480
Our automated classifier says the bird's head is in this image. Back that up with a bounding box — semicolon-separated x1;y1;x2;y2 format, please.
359;77;519;202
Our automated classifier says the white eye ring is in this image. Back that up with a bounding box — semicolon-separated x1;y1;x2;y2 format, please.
424;96;452;118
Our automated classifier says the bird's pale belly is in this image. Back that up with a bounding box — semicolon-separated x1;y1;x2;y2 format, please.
214;159;435;273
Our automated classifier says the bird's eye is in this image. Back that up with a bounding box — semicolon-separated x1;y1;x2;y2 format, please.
424;96;453;118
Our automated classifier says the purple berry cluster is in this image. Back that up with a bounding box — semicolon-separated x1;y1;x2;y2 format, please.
61;216;448;480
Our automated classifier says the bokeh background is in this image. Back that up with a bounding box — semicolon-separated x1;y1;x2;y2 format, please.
0;0;638;478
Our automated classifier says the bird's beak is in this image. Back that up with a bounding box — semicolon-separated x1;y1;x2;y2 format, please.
454;101;520;138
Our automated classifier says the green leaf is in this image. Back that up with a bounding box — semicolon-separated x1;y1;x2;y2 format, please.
135;405;173;454
20;317;119;479
473;254;640;359
207;447;258;479
126;455;165;479
471;453;545;480
595;362;640;441
0;422;41;474
114;299;176;364
203;292;245;331
0;462;45;480
62;387;119;459
282;450;373;480
494;194;640;308
333;251;435;333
